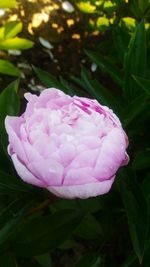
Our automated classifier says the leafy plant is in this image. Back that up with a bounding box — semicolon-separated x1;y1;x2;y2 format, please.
0;0;34;77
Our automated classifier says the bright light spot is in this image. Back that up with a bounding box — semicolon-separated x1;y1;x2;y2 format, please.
9;14;18;21
28;12;49;34
52;23;58;28
0;9;5;17
71;33;80;40
28;23;34;35
20;9;25;16
67;19;75;27
91;63;97;72
27;0;37;2
62;1;75;13
92;30;100;36
53;3;59;10
57;26;64;33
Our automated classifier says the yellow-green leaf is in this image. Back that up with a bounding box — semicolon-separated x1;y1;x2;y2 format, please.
0;37;34;50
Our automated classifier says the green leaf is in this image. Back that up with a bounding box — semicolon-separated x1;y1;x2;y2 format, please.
74;253;101;267
132;75;150;96
75;213;102;240
76;2;96;13
96;17;109;31
138;0;149;13
33;66;68;93
35;253;52;267
13;209;84;256
0;0;17;8
0;253;18;267
123;93;147;126
0;37;34;50
117;169;148;263
132;150;150;170
0;59;21;77
85;49;123;87
121;253;136;267
77;198;101;213
0;197;33;248
113;25;130;62
0;80;20;130
124;20;146;99
80;67;123;113
0;170;35;196
4;21;22;39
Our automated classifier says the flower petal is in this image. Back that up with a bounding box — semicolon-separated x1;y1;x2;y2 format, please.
11;154;46;187
48;176;115;199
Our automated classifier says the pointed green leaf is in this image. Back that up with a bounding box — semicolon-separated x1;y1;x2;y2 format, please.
80;67;123;114
0;59;21;77
132;75;150;96
138;0;149;13
4;21;22;39
124;20;146;99
123;93;147;126
118;169;148;263
0;80;20;130
0;37;34;50
85;49;123;87
33;66;68;93
35;254;52;267
74;253;101;267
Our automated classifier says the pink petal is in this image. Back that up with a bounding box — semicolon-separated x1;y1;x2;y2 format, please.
63;167;97;185
48;176;115;199
28;158;64;186
94;128;126;180
11;154;46;187
59;143;76;166
70;149;99;168
5;116;28;163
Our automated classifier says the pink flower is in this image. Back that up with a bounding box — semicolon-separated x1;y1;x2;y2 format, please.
5;88;129;199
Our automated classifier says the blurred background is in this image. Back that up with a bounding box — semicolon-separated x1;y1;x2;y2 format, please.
0;0;149;92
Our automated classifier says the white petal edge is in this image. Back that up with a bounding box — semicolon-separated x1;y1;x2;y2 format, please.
47;176;115;199
11;154;46;187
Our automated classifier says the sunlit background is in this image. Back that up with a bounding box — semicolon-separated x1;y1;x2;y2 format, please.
0;0;150;91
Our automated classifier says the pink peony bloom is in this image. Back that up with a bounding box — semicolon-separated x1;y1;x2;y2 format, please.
5;88;129;199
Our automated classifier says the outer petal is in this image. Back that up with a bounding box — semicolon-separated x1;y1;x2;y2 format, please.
5;116;28;163
48;176;115;199
22;141;64;186
94;128;126;180
28;159;64;186
11;154;46;187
